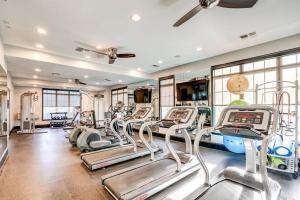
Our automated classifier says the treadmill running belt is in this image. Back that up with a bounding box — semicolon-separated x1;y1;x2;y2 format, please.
197;180;262;200
103;159;178;199
82;145;136;164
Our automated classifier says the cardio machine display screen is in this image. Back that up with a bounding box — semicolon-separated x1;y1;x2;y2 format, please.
132;107;150;119
228;112;264;124
168;110;190;123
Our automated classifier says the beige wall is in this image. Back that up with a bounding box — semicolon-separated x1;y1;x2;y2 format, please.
13;87;45;126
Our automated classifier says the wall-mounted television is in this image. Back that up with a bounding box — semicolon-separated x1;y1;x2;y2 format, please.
176;80;208;101
134;89;152;103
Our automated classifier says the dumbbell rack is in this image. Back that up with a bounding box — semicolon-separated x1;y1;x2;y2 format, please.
50;112;68;128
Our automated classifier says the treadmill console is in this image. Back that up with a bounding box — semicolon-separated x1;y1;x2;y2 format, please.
221;109;271;137
165;108;193;123
131;107;152;120
159;108;194;128
227;112;264;124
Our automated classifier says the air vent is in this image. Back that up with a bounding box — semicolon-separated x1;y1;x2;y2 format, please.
104;78;111;82
152;65;160;68
240;34;248;39
51;73;61;77
248;32;256;37
240;31;257;40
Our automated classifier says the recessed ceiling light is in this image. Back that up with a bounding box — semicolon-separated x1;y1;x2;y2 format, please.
84;75;88;78
36;44;44;49
96;45;103;50
96;82;100;85
34;68;41;72
85;55;91;59
147;83;150;86
33;84;37;87
118;80;123;83
68;79;72;83
196;47;203;51
158;60;163;64
37;28;47;35
137;68;142;71
63;86;67;89
33;75;38;79
131;14;141;22
186;70;191;73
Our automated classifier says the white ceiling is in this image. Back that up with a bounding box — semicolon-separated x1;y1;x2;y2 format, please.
6;56;144;86
1;0;300;87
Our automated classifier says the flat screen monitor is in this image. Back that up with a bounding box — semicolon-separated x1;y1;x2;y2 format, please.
134;89;152;103
177;80;208;101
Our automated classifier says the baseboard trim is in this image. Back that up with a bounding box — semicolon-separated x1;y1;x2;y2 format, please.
12;124;51;132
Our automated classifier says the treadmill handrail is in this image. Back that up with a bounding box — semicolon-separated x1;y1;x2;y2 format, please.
122;106;154;152
139;121;156;161
165;106;198;171
109;118;123;146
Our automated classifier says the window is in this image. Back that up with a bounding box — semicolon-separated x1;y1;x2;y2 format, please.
159;76;175;119
212;51;300;132
42;89;80;120
111;87;128;106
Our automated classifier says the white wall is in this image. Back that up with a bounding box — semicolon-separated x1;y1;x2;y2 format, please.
13;86;102;127
7;73;15;131
0;36;7;73
151;34;300;78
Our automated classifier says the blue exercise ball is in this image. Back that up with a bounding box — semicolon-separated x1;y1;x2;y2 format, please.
223;135;245;154
223;99;249;154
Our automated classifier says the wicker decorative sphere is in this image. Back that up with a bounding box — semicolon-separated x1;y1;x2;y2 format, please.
227;74;249;95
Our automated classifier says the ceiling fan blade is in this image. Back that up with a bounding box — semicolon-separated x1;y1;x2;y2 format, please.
75;79;87;85
74;41;97;49
84;48;108;56
218;0;257;8
173;4;202;27
108;58;116;64
116;53;136;58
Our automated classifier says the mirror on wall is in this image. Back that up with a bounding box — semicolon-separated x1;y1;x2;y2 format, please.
0;64;9;166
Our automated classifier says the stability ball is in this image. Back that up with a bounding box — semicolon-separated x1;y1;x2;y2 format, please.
229;99;249;106
223;99;249;154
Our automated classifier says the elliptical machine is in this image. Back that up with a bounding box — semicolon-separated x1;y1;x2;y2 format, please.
76;117;131;152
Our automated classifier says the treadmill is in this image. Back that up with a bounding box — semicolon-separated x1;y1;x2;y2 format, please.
101;106;202;200
80;105;160;171
184;105;281;200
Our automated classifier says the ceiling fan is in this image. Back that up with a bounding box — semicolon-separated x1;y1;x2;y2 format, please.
50;73;87;86
74;79;87;85
75;46;136;64
173;0;258;27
